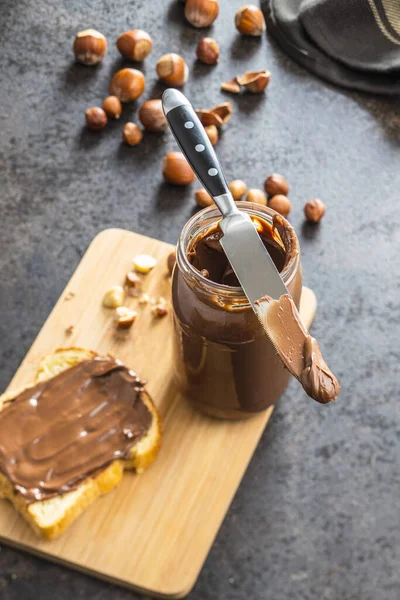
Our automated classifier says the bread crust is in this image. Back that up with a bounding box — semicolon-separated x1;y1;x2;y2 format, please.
0;347;162;540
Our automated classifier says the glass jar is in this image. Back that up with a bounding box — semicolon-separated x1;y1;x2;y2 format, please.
171;202;302;419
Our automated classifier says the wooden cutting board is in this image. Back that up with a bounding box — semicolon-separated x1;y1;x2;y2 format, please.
0;229;316;599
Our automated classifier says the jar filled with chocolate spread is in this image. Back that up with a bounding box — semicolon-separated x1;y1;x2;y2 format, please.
171;202;302;419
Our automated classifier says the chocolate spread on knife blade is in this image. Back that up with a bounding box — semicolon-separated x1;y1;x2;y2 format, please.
0;357;152;503
255;294;340;403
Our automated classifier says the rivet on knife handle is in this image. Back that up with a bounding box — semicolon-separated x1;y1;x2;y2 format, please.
162;88;238;217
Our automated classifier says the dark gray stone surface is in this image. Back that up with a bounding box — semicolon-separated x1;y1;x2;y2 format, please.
0;1;399;599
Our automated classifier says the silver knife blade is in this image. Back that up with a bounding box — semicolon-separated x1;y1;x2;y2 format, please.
219;211;288;308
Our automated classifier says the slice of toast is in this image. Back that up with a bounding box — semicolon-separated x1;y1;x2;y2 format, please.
0;347;161;540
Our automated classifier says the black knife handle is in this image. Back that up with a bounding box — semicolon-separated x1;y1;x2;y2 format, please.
162;90;230;199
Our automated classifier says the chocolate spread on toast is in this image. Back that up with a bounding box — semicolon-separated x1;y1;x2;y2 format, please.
0;357;152;502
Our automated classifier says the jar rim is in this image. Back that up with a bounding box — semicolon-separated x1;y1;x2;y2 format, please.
177;202;300;302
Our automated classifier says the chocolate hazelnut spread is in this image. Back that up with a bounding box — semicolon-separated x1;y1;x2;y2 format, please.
172;205;302;418
188;222;286;286
256;294;340;403
0;357;152;503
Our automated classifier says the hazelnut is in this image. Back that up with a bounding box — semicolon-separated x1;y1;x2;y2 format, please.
132;254;157;273
246;189;267;205
115;306;138;329
125;271;141;288
237;70;271;93
221;78;241;94
73;29;107;65
123;122;143;146
102;96;122;119
139;99;167;132
235;5;266;36
185;0;219;28
304;198;325;223
167;251;176;275
85;107;107;131
195;188;214;207
103;285;124;308
205;125;218;145
264;173;289;197
163;152;195;185
109;68;145;103
116;29;152;61
196;38;219;65
268;194;291;216
229;180;247;201
156;53;189;87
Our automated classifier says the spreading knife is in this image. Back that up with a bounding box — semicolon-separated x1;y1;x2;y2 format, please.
162;88;289;311
162;88;342;405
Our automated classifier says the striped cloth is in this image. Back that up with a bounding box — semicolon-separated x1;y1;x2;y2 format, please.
262;0;400;94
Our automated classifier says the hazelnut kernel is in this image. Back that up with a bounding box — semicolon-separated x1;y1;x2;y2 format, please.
123;122;143;146
304;198;325;223
115;306;138;329
152;302;168;318
73;29;107;65
125;271;141;288
138;293;150;305
205;125;218;145
264;173;289;197
268;194;291;216
103;285;124;308
85;107;107;131
133;254;157;273
163;152;195;185
235;5;266;36
196;38;220;65
167;251;176;275
246;188;267;205
109;68;145;103
195;188;214;208
116;29;152;61
156;53;189;87
229;180;247;201
139;99;167;132
185;0;219;28
102;96;122;119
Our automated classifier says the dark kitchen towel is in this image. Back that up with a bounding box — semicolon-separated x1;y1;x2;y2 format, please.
261;0;400;94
